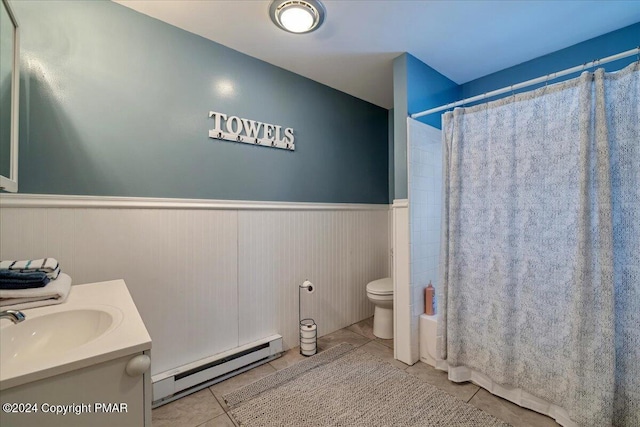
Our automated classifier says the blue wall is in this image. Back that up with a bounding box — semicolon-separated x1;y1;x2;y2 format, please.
394;23;639;200
392;55;408;200
14;1;389;203
393;53;459;199
406;55;460;130
462;22;640;101
388;108;394;202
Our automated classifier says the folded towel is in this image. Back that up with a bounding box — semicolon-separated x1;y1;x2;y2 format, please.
0;273;72;310
0;258;61;280
0;270;50;289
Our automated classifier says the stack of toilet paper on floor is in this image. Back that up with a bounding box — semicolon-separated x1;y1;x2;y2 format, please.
300;320;317;356
0;258;72;310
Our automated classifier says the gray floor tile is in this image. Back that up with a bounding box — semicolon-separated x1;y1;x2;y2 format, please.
406;361;480;402
164;325;563;427
197;413;237;427
269;347;307;371
317;328;371;352
360;340;409;370
209;363;276;410
346;317;377;340
376;337;394;349
468;389;561;427
152;389;224;427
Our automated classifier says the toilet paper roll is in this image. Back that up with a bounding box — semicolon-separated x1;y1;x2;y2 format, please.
301;341;316;349
301;342;316;352
300;337;316;344
301;331;316;339
300;280;315;294
301;348;316;356
300;323;317;339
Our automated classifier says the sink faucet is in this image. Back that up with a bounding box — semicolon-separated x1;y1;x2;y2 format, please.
0;310;26;324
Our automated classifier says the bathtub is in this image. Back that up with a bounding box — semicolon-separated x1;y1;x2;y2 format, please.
419;313;439;367
419;313;576;426
419;313;448;371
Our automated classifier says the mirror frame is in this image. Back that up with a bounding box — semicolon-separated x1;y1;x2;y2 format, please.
0;0;19;193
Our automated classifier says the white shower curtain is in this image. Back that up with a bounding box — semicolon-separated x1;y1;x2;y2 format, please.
437;62;639;427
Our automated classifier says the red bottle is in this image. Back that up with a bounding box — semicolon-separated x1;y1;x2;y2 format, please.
425;281;435;315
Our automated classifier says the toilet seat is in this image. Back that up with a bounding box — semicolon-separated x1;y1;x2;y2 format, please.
366;277;393;296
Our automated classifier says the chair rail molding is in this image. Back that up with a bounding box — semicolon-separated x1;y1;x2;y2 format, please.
0;193;390;211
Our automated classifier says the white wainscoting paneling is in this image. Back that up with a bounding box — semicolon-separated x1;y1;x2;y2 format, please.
0;206;239;375
238;210;389;349
0;195;389;376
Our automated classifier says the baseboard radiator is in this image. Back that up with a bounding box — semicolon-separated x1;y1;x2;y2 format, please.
152;334;283;407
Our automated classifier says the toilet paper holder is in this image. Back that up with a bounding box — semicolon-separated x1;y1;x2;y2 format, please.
300;280;314;294
299;280;317;356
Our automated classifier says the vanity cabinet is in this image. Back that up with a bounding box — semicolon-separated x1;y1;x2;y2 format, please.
0;351;151;427
0;280;152;426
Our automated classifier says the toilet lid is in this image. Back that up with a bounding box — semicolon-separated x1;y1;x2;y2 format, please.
366;277;393;295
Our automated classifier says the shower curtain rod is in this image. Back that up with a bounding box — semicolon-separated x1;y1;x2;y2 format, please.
410;46;640;119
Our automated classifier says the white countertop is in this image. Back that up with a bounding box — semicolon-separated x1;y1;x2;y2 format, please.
0;280;152;390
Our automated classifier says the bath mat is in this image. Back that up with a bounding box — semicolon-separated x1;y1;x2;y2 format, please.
225;343;355;407
224;344;510;427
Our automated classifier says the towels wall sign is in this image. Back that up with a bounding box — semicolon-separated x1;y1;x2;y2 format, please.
208;111;295;151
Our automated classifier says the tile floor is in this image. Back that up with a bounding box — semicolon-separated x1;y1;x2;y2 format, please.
152;317;560;427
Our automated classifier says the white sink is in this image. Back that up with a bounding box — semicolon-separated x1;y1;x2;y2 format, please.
0;281;150;391
1;307;123;368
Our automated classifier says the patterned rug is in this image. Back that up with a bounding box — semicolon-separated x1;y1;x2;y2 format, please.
224;343;510;426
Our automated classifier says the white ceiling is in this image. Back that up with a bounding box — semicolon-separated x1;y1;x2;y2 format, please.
115;0;640;109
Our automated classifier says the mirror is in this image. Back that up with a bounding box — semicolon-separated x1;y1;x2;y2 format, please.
0;0;19;192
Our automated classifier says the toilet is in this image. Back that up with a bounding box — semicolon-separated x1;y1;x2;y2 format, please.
366;277;394;339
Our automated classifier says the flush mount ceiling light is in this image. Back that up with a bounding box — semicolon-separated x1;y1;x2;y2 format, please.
269;0;326;34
